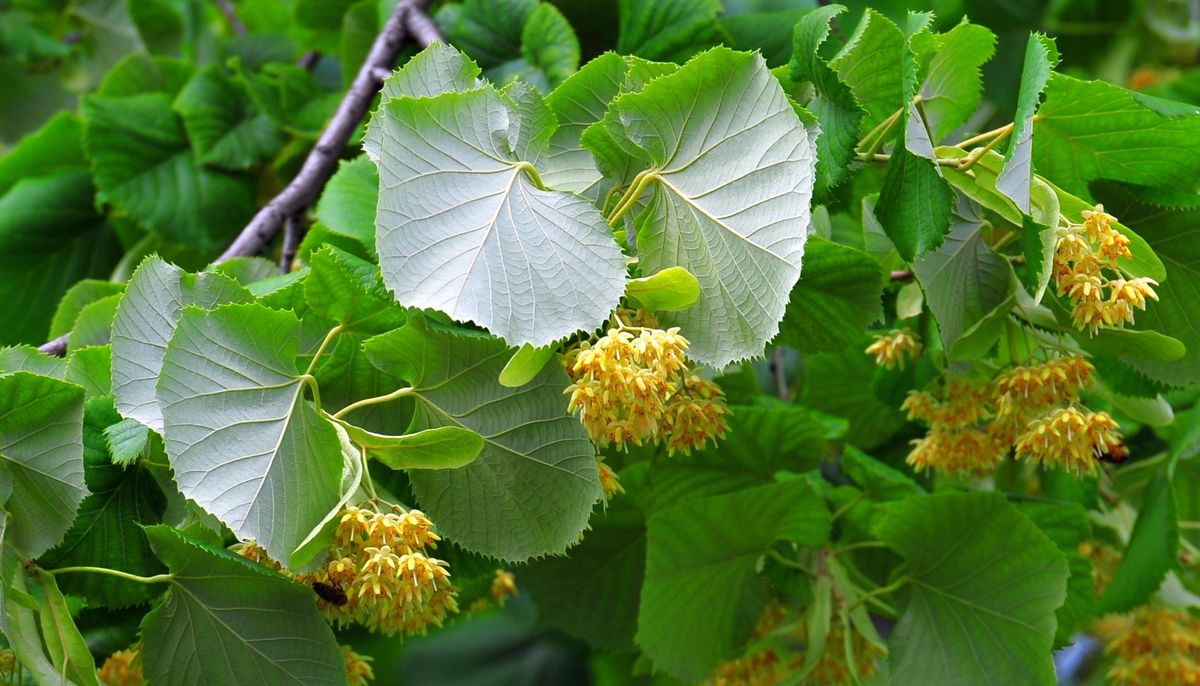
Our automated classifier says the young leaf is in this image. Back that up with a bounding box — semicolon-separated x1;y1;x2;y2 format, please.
434;0;536;71
105;418;150;467
157;304;344;564
636;479;829;680
0;372;86;557
289;421;364;570
617;0;724;62
995;34;1059;212
787;6;864;195
172;63;283;171
539;51;626;199
49;279;124;339
624;266;701;313
829;8;906;128
378;38;484;105
919;20;997;142
497;343;557;388
369;68;626;347
596;47;816;366
775;238;884;355
1097;474;1178;614
140;526;346;686
27;568;100;686
363;317;600;561
65;344;112;398
304;245;405;334
111;256;251;433
313;156;379;257
877;491;1068;686
875;143;955;261
333;421;484;471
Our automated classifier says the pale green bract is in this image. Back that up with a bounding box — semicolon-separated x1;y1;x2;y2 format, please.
156;303;343;564
592;47;816;366
368;45;627;347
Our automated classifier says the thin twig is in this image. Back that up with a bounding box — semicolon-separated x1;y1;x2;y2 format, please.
770;348;788;400
280;214;304;272
38;333;69;356
212;0;246;35
215;0;439;265
890;270;913;282
297;51;321;71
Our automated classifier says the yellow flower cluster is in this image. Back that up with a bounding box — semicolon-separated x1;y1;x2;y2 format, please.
865;329;922;369
902;356;1120;477
97;646;143;686
491;569;518;607
1054;205;1158;335
710;651;782;686
343;646;374;686
1015;407;1121;477
1079;540;1122;597
236;504;458;637
597;458;624;500
1098;605;1200;686
564;317;728;455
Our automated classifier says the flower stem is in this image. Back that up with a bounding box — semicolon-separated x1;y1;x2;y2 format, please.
957;124;1014;171
47;566;173;585
305;324;345;377
858;106;903;157
850;575;911;610
333;387;414;419
833;540;889;555
955;121;1015;149
607;170;656;227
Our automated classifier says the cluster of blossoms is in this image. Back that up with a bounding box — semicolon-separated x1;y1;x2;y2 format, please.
343;646;375;686
597;457;624;500
901;355;1122;477
468;569;521;613
1096;605;1200;686
564;311;728;455
1053;205;1158;335
864;328;922;369
1079;539;1122;597
237;503;457;637
709;602;882;686
96;646;142;686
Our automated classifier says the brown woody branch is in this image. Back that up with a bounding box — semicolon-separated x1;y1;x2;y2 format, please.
38;0;440;356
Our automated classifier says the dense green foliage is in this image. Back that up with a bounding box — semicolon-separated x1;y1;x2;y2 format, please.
3;0;1200;684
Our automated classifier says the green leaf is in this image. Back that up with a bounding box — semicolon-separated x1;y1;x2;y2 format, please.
40;397;166;608
95;54;191;98
0;346;66;378
2;544;68;685
840;445;922;500
105;418;149;467
65;344;112;398
1033;74;1200;199
0;112;87;197
522;492;646;650
237;63;339;135
919;20;997;142
334;421;484;471
379;37;484;103
111;256;251;432
289;421;364;569
638;405;846;515
140;526;346;686
49;280;124;340
539;51;626;199
801;351;907;450
625;266;701;313
788;5;863;195
636;480;829;680
158;303;344;564
1098;474;1178;614
875;121;955;262
27;568;100;686
0;171;120;346
313;156;378;256
83;93;256;252
617;0;725;62
775;237;884;355
368;68;626;347
596;47;815;366
311;331;408;435
721;8;812;68
876;491;1068;686
828;8;906;129
173;63;283;171
506;3;580;90
1016;500;1096;644
0;372;86;557
67;293;121;349
498;343;556;388
434;0;536;70
912;196;1015;359
304;245;405;334
363;317;600;561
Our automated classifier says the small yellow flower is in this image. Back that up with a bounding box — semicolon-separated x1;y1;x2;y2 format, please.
597;460;623;500
1053;205;1154;336
97;646;143;686
864;329;922;369
491;569;518;606
343;646;374;686
1015;407;1121;476
1099;604;1200;686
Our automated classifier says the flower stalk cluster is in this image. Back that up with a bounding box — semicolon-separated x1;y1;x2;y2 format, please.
1054;205;1158;335
1097;605;1200;686
565;312;728;455
865;328;922;369
902;355;1121;477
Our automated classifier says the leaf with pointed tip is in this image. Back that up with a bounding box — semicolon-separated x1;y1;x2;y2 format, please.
157;303;343;564
379;39;483;105
0;372;86;557
878;491;1068;686
776;238;884;355
595;47;815;366
538;51;626;199
363;318;600;561
369;78;626;347
49;279;124;339
920;21;997;142
995;33;1058;213
617;0;725;63
875;142;954;261
498;343;556;388
829;8;906;128
140;526;346;686
625;266;701;313
105;418;149;467
313;157;378;256
173;63;283;171
111;256;251;433
637;480;829;680
65;345;112;398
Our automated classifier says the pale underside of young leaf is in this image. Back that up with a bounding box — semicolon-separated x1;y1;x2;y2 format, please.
157;304;342;564
602;47;815;366
371;86;626;347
